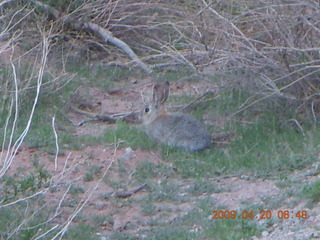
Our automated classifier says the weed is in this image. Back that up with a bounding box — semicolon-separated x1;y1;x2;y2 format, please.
150;181;183;203
156;66;198;83
36;166;51;187
65;223;99;240
88;152;95;159
140;196;157;216
69;184;85;195
83;172;94;182
91;214;110;226
83;163;102;182
187;179;226;196
134;161;174;182
0;201;53;240
108;232;137;240
164;101;320;178
204;217;260;239
302;180;320;203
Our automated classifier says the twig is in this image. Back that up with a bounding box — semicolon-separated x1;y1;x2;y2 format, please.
182;90;217;112
288;119;305;137
52;116;59;171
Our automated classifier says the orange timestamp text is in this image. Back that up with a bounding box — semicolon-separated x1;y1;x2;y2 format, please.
211;210;309;220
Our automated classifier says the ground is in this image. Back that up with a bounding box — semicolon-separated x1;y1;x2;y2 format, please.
3;80;320;239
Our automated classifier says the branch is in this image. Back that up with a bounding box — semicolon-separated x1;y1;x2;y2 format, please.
114;183;147;198
84;22;152;73
69;105;141;125
28;0;152;74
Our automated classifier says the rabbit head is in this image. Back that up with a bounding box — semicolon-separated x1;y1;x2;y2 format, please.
142;81;169;125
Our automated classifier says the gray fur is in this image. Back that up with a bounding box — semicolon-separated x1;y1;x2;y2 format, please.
145;112;211;152
142;81;212;152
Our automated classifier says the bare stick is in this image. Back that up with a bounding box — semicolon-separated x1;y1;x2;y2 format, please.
52;116;59;171
0;27;51;178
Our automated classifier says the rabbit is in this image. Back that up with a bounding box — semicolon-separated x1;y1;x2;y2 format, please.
141;81;212;152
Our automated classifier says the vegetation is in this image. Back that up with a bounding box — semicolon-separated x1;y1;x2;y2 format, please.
0;0;319;239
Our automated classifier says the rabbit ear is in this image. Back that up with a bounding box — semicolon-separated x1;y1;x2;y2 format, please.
153;81;169;108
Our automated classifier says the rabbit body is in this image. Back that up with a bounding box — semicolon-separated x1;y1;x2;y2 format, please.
144;112;211;152
142;81;211;152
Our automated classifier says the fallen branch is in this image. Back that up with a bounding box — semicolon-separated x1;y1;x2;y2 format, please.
114;183;147;198
69;105;141;126
28;0;152;73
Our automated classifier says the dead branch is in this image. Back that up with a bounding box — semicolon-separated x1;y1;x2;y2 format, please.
69;105;141;126
28;0;152;73
114;183;147;198
83;22;152;73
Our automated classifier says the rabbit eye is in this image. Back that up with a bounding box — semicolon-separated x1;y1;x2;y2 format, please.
145;107;150;113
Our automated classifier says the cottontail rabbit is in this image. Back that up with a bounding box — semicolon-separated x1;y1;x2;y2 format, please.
142;81;212;152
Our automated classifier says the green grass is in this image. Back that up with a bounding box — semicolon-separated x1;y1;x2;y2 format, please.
149;181;183;202
0;202;54;240
155;87;319;178
134;161;175;182
0;62;147;152
187;178;226;196
103;121;158;150
69;184;85;195
65;223;99;240
302;180;320;203
0;165;51;202
165;121;318;178
83;163;102;182
66;61;146;89
156;66;198;82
